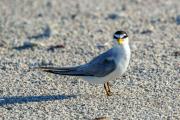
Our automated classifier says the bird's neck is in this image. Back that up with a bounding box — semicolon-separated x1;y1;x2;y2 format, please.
114;43;129;51
114;43;131;58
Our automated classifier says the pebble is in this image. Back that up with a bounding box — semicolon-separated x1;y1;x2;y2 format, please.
106;13;120;20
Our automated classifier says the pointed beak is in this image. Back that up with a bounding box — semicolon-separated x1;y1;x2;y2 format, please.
118;38;124;44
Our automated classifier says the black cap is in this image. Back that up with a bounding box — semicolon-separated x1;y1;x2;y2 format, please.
113;31;128;39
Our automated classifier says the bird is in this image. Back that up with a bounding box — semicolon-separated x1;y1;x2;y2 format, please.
37;31;131;96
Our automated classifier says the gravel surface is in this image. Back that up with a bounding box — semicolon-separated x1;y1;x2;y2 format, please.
0;0;180;119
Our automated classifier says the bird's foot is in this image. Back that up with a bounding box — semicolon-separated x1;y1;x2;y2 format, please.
106;91;113;96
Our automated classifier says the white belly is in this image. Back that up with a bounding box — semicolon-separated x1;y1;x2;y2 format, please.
81;68;119;84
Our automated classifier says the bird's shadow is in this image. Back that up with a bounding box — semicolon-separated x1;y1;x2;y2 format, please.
0;94;76;106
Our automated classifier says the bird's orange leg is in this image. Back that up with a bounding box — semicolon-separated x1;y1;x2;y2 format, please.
104;82;113;96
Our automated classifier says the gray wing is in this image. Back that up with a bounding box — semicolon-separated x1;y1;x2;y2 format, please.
75;48;117;77
38;49;117;77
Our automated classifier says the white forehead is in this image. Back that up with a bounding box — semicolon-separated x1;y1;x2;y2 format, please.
114;33;126;38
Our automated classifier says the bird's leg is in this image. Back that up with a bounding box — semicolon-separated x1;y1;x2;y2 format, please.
107;82;112;93
104;83;109;96
104;82;112;96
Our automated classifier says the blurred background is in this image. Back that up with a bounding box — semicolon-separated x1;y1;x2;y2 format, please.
0;0;179;119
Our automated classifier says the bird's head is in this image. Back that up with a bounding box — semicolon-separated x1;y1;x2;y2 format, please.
113;31;129;46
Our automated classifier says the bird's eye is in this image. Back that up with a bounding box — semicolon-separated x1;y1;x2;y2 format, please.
113;35;118;39
121;34;128;39
123;34;127;38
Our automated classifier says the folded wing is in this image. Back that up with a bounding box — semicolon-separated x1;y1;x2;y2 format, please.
37;49;117;77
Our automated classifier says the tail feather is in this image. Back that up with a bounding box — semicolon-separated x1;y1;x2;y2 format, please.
37;66;77;71
36;66;89;76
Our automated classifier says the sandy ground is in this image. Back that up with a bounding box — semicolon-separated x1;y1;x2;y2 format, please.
0;0;180;119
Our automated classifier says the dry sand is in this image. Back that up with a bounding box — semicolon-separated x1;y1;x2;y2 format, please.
0;0;180;119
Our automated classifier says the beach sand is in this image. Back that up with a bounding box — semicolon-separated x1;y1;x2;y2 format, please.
0;0;179;119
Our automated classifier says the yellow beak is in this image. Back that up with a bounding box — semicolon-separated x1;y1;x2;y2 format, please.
118;38;124;44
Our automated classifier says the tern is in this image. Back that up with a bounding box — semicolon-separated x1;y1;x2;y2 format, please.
38;31;131;96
